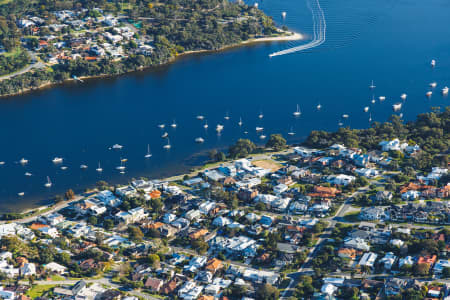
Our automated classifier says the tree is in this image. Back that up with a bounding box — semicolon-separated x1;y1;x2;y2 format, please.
295;275;314;298
64;189;75;200
127;226;144;242
104;219;114;230
148;254;160;268
229;139;256;158
442;267;450;278
413;263;430;276
150;198;163;213
256;283;279;300
88;216;97;225
266;134;286;150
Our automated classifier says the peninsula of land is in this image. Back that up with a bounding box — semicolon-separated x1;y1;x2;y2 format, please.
0;0;301;97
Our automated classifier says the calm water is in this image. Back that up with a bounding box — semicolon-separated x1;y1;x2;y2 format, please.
0;0;449;211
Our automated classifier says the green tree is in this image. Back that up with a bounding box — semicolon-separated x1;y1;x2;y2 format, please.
255;283;279;300
229;139;256;158
64;189;75;200
265;134;286;150
148;254;161;268
127;226;144;242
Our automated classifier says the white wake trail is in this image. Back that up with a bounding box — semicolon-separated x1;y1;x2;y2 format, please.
269;0;326;57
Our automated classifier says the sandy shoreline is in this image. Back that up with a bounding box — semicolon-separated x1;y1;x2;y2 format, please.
0;31;303;98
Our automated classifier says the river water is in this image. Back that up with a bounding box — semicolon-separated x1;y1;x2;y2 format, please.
0;0;448;211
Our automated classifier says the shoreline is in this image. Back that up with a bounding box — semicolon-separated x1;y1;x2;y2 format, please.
0;31;302;99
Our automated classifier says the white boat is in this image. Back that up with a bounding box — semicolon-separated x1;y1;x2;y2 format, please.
259;134;266;139
224;112;230;120
282;11;286;18
317;103;322;110
25;172;32;176
163;139;171;149
195;137;205;143
442;86;449;95
431;59;436;67
288;127;295;136
258;112;264;119
145;144;152;158
342;114;349;119
369;113;372;122
116;159;126;171
338;121;343;126
244;131;248;134
52;157;63;164
112;144;123;150
369;80;376;89
171;121;177;128
18;192;24;197
196;115;204;120
399;113;403;118
216;124;224;132
293;104;301;117
426;91;432;97
430;82;437;88
371;97;376;104
238;117;243;127
401;93;407;100
161;132;169;138
256;126;264;132
96;162;103;172
254;2;258;8
0;161;4;165
121;158;128;163
80;164;88;169
158;124;165;129
364;107;369;112
44;176;52;188
203;121;209;129
379;96;386;101
120;171;125;174
392;103;402;111
20;158;28;165
61;166;68;170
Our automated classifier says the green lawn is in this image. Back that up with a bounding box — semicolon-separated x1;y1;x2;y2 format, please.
50;274;65;281
26;285;57;298
0;0;12;5
343;211;360;222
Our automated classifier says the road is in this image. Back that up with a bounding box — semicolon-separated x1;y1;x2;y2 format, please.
0;51;45;81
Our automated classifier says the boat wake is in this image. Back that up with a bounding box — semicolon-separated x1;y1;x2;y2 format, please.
269;0;326;57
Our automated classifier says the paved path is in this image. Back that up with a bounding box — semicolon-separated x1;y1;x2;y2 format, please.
0;51;45;81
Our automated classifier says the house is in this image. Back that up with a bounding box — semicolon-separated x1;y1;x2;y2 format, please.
376;191;393;203
398;256;414;268
433;259;450;274
205;258;223;273
115;185;137;198
212;216;231;227
358;252;378;269
293;146;319;157
355;168;379;178
43;262;67;274
344;237;370;251
379;139;408;152
273;183;288;194
144;277;164;292
204;169;226;182
418;255;437;266
19;263;36;277
238;188;258;201
401;190;420;200
326;174;355;186
178;281;203;300
379;252;396;270
338;248;360;260
359;207;385;221
243;268;278;285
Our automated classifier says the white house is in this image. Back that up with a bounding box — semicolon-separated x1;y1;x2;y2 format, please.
379;252;396;270
44;262;68;274
379;139;408;152
401;190;420;200
326;174;355;186
359;252;378;268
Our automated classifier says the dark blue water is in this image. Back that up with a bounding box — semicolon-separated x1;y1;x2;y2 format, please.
0;0;449;211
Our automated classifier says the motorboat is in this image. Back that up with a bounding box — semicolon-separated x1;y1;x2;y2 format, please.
442;86;449;95
52;157;63;164
96;162;103;172
238;117;243;127
145;144;152;158
195;137;205;143
80;164;88;169
161;132;169;138
44;176;52;188
431;59;436;67
258;112;264;119
0;161;4;165
203;121;208;129
112;144;123;150
379;96;386;101
163;139;171;149
317;103;322;110
342;114;349;119
364;107;369;112
18;192;24;196
171;121;177;128
20;158;28;165
224;112;230;120
25;172;32;176
61;166;68;170
293;104;301;117
392;103;402;111
426;91;432;97
260;134;266;139
196;115;204;120
430;82;437;88
216;124;224;132
158;124;165;129
256;127;264;132
401;93;407;100
282;11;286;18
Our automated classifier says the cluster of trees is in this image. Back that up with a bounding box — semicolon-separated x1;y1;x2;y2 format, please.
0;49;29;75
304;109;450;171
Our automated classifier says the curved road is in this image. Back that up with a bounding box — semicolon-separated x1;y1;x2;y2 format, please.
0;51;45;81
